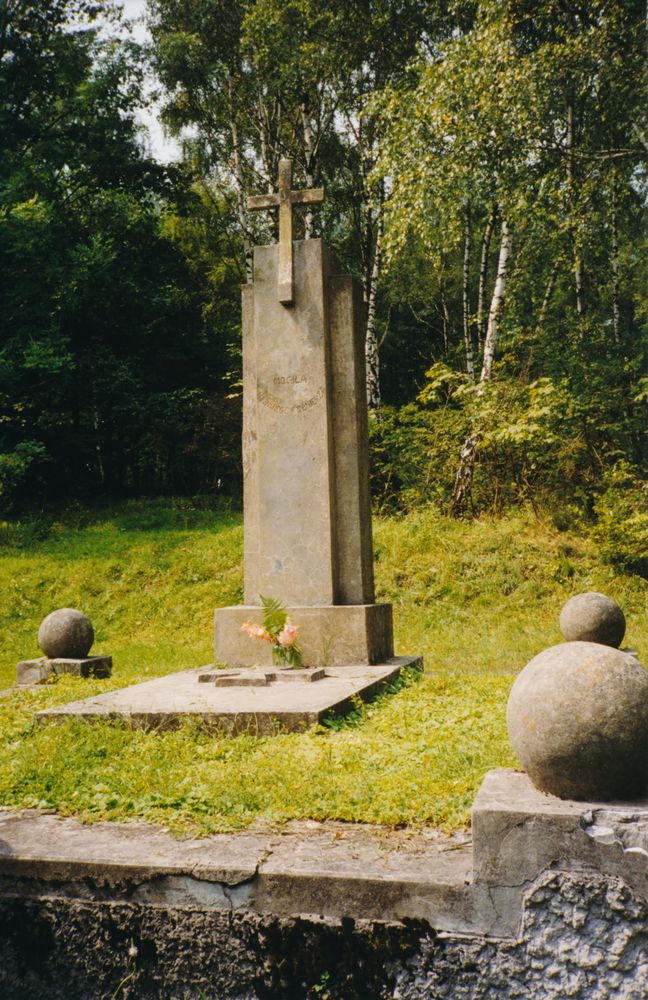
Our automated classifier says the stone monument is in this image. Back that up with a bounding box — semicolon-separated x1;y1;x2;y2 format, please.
214;160;394;669
36;162;420;733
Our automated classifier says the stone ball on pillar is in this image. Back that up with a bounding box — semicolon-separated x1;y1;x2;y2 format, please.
507;641;648;801
559;592;626;648
38;608;94;659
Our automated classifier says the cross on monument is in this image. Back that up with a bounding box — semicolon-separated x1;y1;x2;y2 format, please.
247;159;324;305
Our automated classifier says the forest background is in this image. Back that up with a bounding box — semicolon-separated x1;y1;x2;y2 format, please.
1;0;646;573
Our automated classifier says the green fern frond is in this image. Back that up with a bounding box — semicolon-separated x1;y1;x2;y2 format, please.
260;594;287;637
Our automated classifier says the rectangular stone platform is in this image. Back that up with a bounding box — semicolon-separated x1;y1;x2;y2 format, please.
35;657;421;735
215;603;393;668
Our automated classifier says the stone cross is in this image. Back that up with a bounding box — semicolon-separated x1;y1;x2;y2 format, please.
214;182;396;669
247;159;324;304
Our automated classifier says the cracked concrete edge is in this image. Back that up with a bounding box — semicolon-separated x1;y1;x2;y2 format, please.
0;808;523;935
472;769;648;905
2;770;648;942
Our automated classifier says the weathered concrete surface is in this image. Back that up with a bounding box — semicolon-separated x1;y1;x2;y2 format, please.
35;658;419;733
242;240;374;608
559;591;626;647
506;644;648;800
215;603;394;668
232;238;405;682
0;810;471;922
38;607;94;658
473;768;648;901
1;803;648;998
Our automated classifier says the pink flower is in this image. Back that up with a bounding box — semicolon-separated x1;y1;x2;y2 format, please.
277;620;298;647
241;622;272;642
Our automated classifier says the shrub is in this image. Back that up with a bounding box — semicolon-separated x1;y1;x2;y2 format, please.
593;464;648;577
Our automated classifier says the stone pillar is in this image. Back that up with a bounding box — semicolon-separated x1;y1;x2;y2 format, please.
214;240;393;668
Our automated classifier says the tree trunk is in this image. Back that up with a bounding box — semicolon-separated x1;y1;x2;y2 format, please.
477;205;497;352
449;433;479;517
450;219;513;517
228;77;253;282
611;179;621;345
365;203;383;410
567;100;585;318
462;204;475;380
441;287;450;356
534;259;560;337
301;98;316;238
479;218;513;384
93;403;105;486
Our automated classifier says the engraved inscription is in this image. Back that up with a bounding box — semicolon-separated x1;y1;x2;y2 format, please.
273;374;307;385
258;383;324;415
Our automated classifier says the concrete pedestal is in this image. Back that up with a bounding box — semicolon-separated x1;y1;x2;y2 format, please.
215;603;393;668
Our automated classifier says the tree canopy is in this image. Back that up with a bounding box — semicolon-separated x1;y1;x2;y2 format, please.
0;0;645;566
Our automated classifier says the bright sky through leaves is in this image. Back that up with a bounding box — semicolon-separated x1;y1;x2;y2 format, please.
107;0;180;162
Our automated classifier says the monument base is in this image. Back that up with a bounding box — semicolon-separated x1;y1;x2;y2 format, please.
35;657;422;735
214;603;393;668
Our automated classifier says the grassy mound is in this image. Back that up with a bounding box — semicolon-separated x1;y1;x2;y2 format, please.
0;499;645;833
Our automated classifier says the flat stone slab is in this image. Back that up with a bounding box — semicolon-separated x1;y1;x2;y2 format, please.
35;656;421;734
3;773;648;940
0;808;472;928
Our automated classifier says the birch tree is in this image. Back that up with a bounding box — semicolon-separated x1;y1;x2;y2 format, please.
375;0;647;512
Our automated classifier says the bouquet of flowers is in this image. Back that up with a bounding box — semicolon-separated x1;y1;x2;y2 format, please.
241;595;302;668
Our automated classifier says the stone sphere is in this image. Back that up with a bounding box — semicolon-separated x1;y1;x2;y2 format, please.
38;608;94;659
559;591;625;648
507;642;648;801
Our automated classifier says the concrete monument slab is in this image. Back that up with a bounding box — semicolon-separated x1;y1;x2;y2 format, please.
36;657;422;735
472;768;648;901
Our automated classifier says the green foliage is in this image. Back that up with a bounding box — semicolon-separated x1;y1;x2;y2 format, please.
593;465;648;577
0;500;646;833
372;360;647;519
0;3;243;510
3;1;645;515
0;671;514;833
373;0;647;504
0;442;47;500
370;404;469;511
260;595;288;636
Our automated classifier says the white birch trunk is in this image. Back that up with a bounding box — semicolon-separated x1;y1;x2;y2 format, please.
450;219;513;515
365;205;383;410
477;205;497;351
567;101;585;318
463;204;475;380
301;99;316;238
611;182;621;345
479;218;513;387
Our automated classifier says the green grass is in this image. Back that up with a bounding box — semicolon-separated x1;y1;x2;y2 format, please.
0;498;645;834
